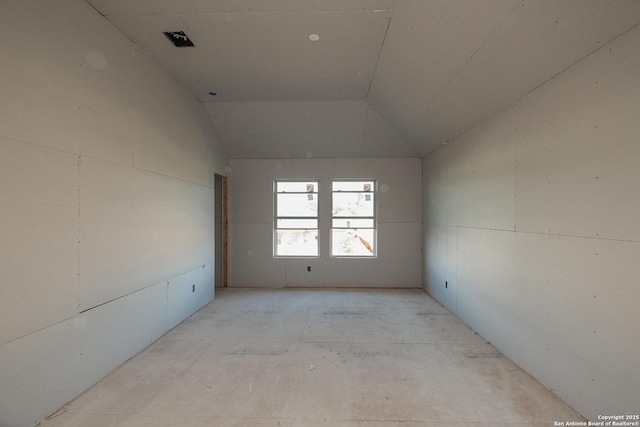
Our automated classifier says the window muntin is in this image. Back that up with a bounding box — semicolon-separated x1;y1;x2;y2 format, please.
274;180;319;257
331;180;376;257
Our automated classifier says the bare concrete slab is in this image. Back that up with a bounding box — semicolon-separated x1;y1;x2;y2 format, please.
41;289;585;426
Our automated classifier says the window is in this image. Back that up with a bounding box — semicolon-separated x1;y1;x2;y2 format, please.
331;180;376;257
274;180;319;257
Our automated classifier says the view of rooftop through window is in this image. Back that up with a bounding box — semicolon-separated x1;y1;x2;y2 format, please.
273;180;376;257
331;180;376;257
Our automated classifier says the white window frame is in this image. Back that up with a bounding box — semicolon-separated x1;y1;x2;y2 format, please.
330;179;377;258
273;179;320;258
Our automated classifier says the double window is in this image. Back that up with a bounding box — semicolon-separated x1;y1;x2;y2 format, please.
274;179;376;258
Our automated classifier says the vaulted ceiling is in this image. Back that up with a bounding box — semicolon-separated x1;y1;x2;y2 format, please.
86;0;640;158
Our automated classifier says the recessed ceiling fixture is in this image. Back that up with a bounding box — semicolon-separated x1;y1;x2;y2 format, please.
308;33;320;42
163;31;194;47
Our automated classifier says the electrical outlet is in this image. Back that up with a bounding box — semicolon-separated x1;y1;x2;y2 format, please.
307;266;311;272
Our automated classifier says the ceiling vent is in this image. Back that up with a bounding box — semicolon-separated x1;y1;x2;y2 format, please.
163;31;194;47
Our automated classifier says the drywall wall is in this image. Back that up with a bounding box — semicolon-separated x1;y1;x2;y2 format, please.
0;1;228;426
229;158;422;287
205;101;417;158
422;25;640;420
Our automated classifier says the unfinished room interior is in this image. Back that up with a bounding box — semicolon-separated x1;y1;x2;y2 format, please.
1;0;639;426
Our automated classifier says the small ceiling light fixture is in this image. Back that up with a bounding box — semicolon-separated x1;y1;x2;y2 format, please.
308;33;320;42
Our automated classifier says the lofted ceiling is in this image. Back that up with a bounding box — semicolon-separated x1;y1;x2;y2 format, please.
86;0;640;158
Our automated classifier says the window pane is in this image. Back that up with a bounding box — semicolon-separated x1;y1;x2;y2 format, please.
332;192;374;217
332;218;374;228
332;229;375;256
277;193;318;217
277;218;318;229
276;230;318;256
277;181;317;193
332;181;374;192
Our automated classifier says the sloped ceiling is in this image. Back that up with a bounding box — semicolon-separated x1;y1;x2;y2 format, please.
86;0;640;158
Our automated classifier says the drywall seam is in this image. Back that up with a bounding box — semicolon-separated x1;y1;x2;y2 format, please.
426;223;640;244
76;154;82;314
365;8;394;100
455;225;459;316
0;135;78;160
359;104;370;157
423;21;640;159
132;165;216;189
409;0;522;126
0;263;212;348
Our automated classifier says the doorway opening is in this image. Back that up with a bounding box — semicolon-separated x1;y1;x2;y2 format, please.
215;174;228;288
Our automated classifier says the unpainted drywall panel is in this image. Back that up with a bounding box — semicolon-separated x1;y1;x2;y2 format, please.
368;0;519;153
206;102;368;159
229;158;422;288
89;0;395;16
512;232;640;417
0;313;85;427
0;0;138;166
230;223;287;287
283;222;422;288
362;106;417;158
421;9;640;423
78;157;137;310
414;0;640;148
455;227;523;365
282;257;325;287
180;7;391;45
456;227;640;419
171;13;387;81
131;169;214;290
185;78;370;104
168;263;214;329
0;281;167;427
423;123;516;230
0;137;79;346
229;158;334;225
76;282;169;384
422;223;457;314
89;1;391;103
229;159;294;224
132;51;223;187
372;222;422;286
291;158;335;179
514;24;640;241
79;157;214;311
0;1;225;425
333;157;422;223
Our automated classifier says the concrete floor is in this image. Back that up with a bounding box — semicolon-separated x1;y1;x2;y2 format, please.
41;289;585;426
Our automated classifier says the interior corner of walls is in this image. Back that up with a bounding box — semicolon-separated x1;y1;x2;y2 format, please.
230;223;286;288
422;223;458;314
454;226;640;419
361;105;419;158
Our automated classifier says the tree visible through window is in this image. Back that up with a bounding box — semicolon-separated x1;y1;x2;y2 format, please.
331;180;376;257
274;181;319;257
